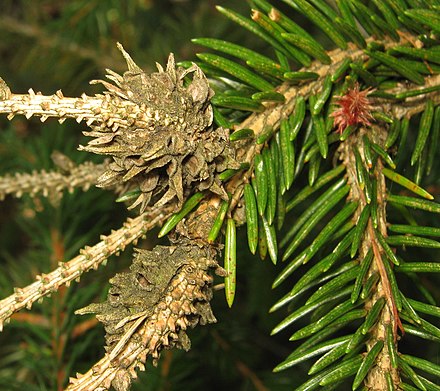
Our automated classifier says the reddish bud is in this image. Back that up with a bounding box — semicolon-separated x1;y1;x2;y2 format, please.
331;82;374;134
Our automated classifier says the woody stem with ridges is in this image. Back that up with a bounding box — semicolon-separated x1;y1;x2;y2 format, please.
340;125;401;390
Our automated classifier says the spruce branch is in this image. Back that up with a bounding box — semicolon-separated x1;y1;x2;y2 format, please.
339;127;402;389
233;41;440;150
0;208;171;331
0;159;108;200
225;42;440;222
225;41;379;219
1;37;437;223
0;1;439;388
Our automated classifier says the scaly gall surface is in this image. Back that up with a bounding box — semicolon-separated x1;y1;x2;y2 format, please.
71;241;222;391
0;44;239;212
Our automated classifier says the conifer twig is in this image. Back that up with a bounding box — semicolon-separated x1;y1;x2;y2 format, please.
226;44;440;221
0;160;108;200
0;88;146;129
340;127;402;389
384;74;440;118
0;208;171;331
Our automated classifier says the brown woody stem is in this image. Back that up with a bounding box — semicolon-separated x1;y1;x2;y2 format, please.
340;126;401;390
